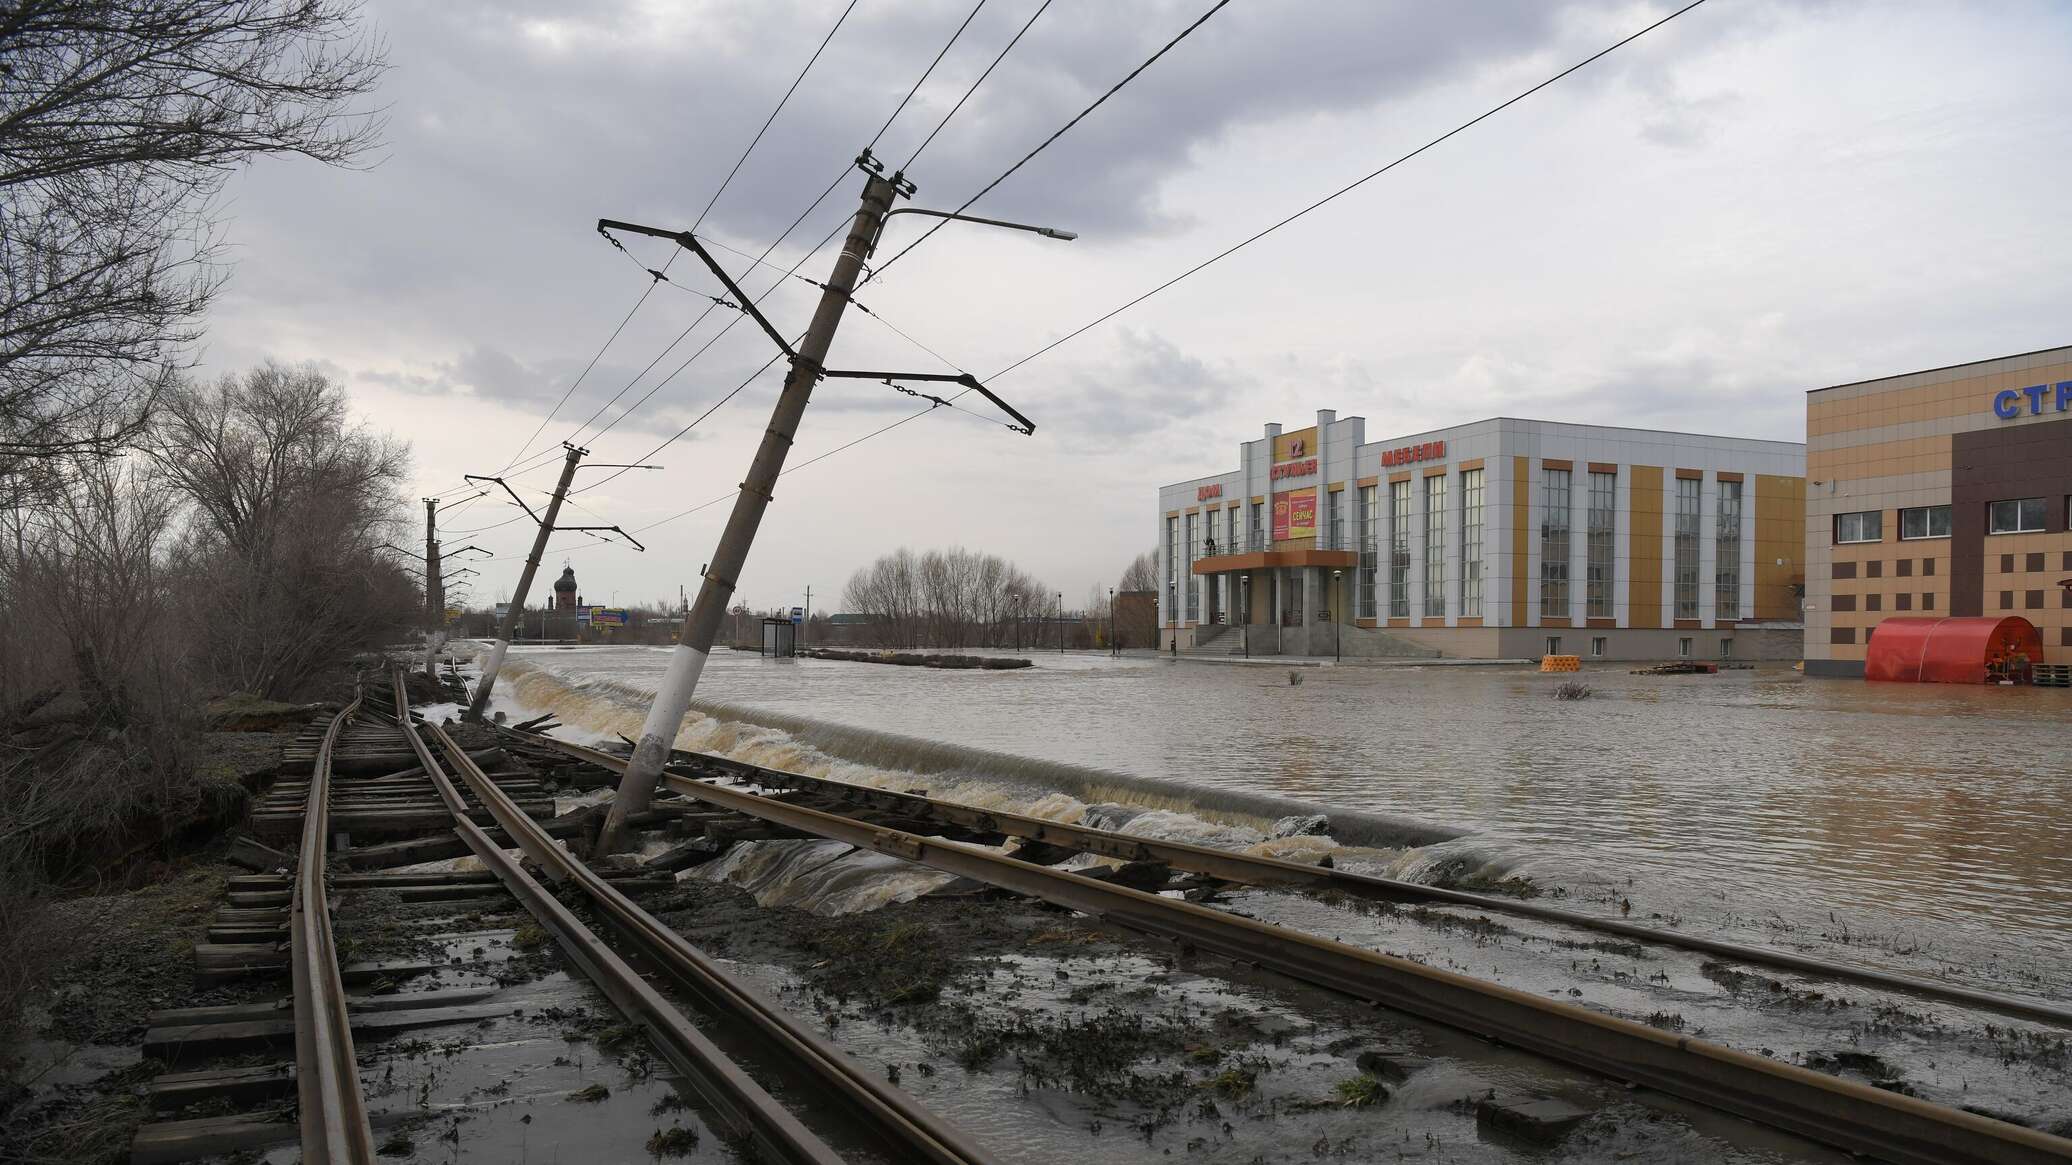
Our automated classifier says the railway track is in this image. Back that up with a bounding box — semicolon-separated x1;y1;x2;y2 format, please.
499;726;2072;1165
383;667;997;1165
291;694;378;1163
621;738;2072;1029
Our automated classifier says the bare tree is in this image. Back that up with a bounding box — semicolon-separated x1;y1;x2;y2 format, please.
841;547;1044;648
0;0;386;482
1119;549;1158;592
154;361;413;696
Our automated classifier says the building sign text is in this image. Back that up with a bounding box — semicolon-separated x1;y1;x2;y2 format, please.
1197;483;1223;501
1380;440;1446;467
1270;457;1317;481
1992;382;2072;420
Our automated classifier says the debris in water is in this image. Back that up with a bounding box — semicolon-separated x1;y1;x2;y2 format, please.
1271;813;1331;838
645;1126;700;1156
1552;680;1592;700
569;1083;611;1103
1288;670;1303;685
1333;1074;1389;1107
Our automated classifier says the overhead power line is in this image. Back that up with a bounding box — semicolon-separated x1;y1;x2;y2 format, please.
581;0;1718;546
869;0;1233;284
562;1;1003;466
473;0;865;492
989;0;1713;381
903;0;1054;170
692;0;861;233
867;0;990;152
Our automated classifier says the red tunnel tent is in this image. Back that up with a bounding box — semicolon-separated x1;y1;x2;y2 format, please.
1863;616;2044;683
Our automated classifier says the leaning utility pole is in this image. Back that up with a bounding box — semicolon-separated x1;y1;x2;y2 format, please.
592;152;1055;852
424;498;443;621
465;446;583;720
461;447;650;721
594;170;893;847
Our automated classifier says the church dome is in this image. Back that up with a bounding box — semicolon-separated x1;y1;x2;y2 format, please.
553;565;577;594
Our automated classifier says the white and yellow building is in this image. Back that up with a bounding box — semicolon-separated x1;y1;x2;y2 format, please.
1157;411;1805;660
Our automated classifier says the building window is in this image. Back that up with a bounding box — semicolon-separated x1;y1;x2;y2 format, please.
1227;507;1239;556
1719;637;1733;659
1249;501;1264;551
1545;636;1562;657
1678;636;1693;658
1358;484;1378;620
1988;497;2045;534
1328;489;1345;551
1586;471;1615;619
1460;468;1484;617
1674;477;1701;619
1834;510;1882;544
1183;512;1198;621
1165;516;1179;620
1541;467;1571;619
1389;480;1411;618
1423;475;1447;617
1899;505;1950;540
1716;479;1742;620
1590;636;1607;658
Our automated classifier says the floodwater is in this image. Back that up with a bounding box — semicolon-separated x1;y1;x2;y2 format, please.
479;645;2072;988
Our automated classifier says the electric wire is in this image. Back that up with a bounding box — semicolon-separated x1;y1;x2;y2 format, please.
902;0;1053;170
692;0;860;233
567;0;1019;476
461;2;1011;559
866;0;989;153
484;279;658;480
514;0;864;463
985;0;1712;382
868;0;1232;284
576;0;1715;549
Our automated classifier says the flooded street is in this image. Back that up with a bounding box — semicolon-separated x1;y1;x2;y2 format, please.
486;645;2072;989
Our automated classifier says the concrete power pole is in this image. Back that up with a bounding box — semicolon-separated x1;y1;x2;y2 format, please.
465;445;585;720
424;498;443;621
422;497;444;683
595;170;898;850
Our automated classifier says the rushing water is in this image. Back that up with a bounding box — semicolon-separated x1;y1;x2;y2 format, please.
477;645;2072;984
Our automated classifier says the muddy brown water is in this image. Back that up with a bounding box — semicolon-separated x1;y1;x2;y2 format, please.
483;645;2072;979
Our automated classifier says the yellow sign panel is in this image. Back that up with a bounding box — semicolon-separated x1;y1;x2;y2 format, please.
1272;425;1318;464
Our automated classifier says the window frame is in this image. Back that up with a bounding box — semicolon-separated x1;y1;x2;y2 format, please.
1541;467;1572;619
1898;504;1951;541
1834;509;1883;545
1987;497;2045;535
1459;468;1484;618
1585;471;1616;619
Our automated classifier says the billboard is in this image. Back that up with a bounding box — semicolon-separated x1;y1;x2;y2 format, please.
494;603;511;621
1272;488;1317;541
591;607;628;627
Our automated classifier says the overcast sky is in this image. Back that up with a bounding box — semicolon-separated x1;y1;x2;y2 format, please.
202;0;2072;614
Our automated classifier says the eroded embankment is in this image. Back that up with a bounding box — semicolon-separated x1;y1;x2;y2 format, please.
488;655;1467;873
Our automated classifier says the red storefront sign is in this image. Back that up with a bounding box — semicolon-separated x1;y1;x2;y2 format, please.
1380;440;1446;468
1271;488;1317;540
1197;483;1223;501
1270;457;1317;481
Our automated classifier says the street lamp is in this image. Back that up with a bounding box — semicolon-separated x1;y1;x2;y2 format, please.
1332;569;1343;663
1241;574;1250;659
1108;587;1116;657
1056;591;1063;654
1009;590;1021;652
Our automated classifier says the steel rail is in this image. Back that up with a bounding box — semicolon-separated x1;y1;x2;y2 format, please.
521;732;2072;1165
292;694;378;1164
649;745;2072;1030
386;671;993;1165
